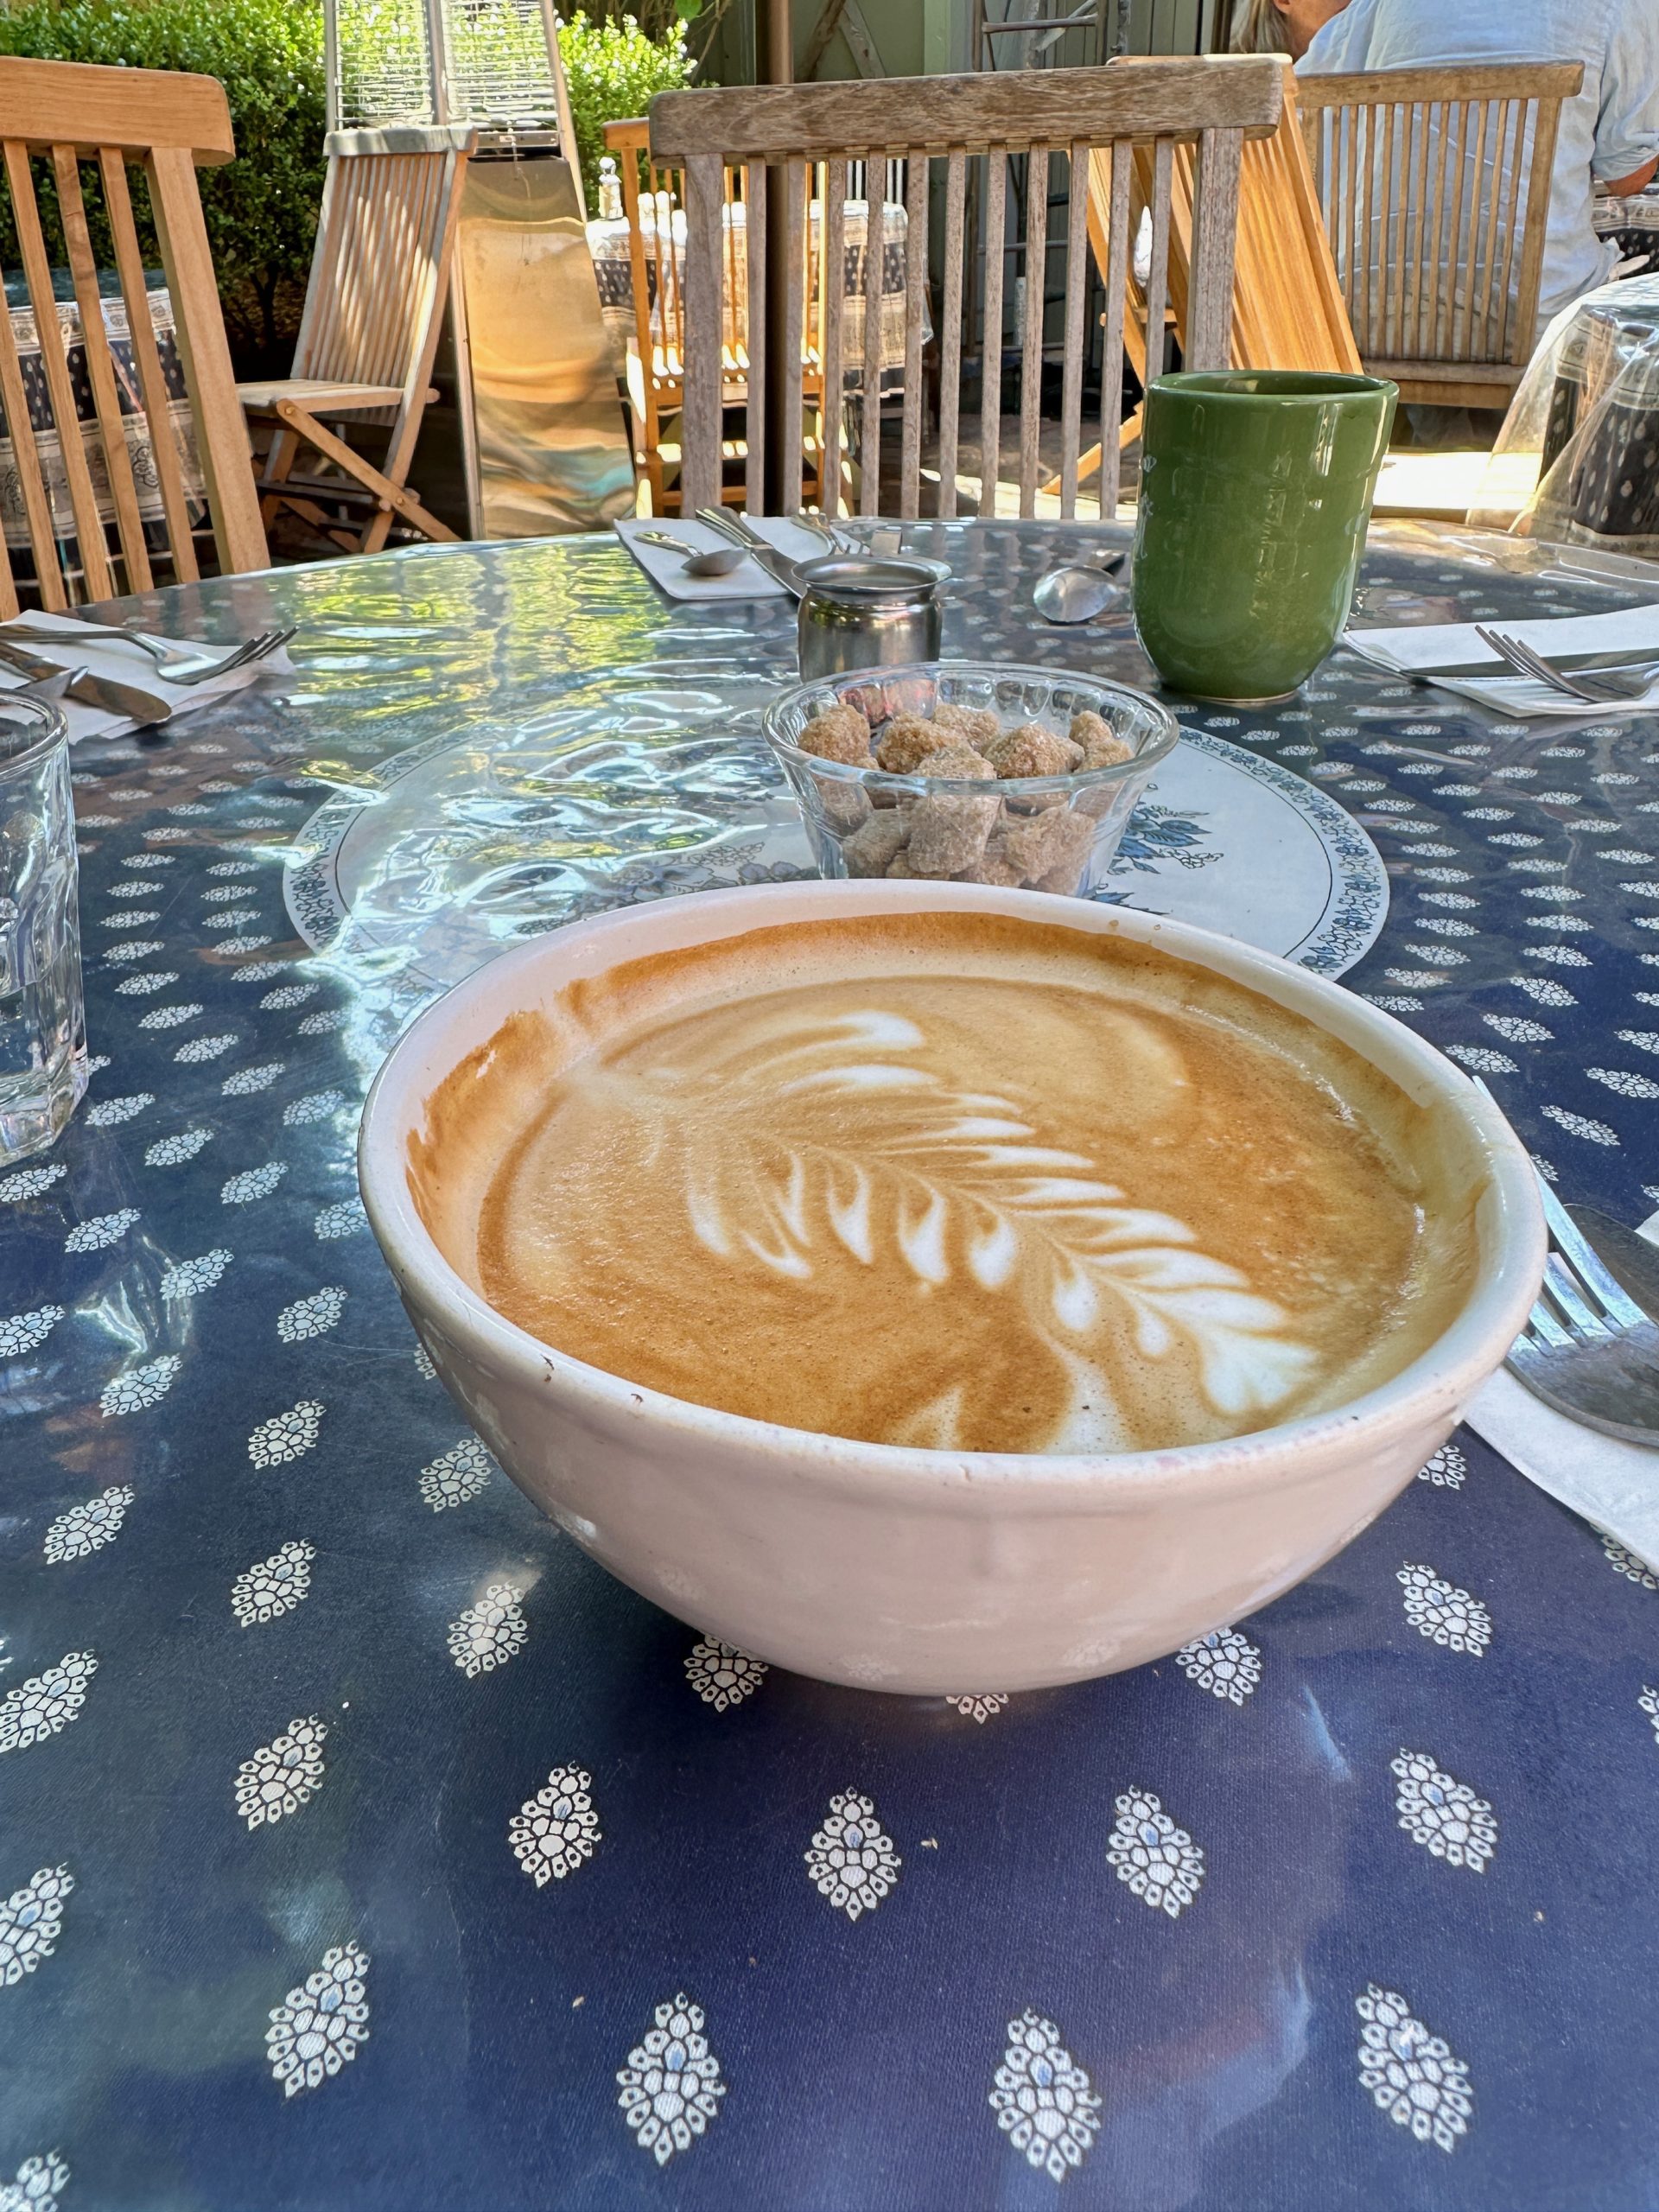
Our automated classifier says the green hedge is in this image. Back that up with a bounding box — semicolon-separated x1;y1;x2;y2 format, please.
558;12;699;209
0;0;327;378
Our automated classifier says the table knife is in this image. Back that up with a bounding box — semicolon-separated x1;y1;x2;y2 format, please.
0;638;172;724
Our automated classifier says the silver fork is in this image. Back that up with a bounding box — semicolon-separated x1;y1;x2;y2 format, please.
1504;1166;1659;1443
1476;625;1659;704
793;512;861;557
6;620;292;685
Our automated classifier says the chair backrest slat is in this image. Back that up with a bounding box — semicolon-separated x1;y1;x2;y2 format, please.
99;147;199;584
652;59;1281;522
743;159;766;512
0;55;266;603
52;144;153;593
1298;61;1583;376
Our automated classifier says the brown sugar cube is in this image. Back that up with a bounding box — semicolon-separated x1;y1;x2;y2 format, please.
965;838;1023;887
874;715;964;772
798;703;873;765
842;810;910;877
906;789;1001;877
981;721;1084;779
1070;709;1135;770
931;701;1002;749
816;774;873;835
918;743;995;782
1001;802;1096;883
885;851;918;878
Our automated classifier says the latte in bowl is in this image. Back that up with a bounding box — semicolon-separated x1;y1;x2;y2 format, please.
359;882;1543;1694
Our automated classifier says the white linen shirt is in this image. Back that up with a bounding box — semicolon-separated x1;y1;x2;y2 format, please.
1300;0;1659;328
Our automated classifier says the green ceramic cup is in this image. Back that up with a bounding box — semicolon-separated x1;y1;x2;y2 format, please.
1131;370;1398;703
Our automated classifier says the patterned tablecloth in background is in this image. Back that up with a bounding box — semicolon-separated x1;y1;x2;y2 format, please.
3;520;1658;2212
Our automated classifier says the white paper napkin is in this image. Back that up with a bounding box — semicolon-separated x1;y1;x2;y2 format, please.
0;611;294;743
1465;1370;1659;1574
1465;1205;1659;1573
613;515;786;602
1345;601;1659;717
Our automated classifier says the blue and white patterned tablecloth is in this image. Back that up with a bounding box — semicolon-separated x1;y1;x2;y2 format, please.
2;521;1657;2212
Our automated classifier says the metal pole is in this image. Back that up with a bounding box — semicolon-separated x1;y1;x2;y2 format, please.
423;0;450;124
756;0;793;514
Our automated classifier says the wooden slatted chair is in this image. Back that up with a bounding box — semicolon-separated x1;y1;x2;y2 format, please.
0;54;267;610
1296;63;1584;410
648;58;1284;521
1056;60;1360;502
238;124;474;556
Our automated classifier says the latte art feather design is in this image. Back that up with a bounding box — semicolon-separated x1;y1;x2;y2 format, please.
648;1008;1318;1437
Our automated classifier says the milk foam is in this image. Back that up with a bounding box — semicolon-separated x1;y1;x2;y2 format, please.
409;913;1479;1454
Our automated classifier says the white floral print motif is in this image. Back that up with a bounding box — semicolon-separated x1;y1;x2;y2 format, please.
1417;1443;1466;1489
0;1864;73;1985
0;2151;69;2211
447;1584;528;1676
1;1163;66;1200
804;1789;901;1920
0;1305;62;1357
1601;1534;1657;1589
1356;1984;1472;2152
248;1400;324;1466
299;1007;346;1034
412;1343;436;1380
232;1541;316;1626
509;1765;601;1885
417;1438;493;1510
1398;1564;1491;1656
262;983;316;1009
99;1354;180;1417
989;2010;1103;2183
1392;1750;1497;1872
145;1128;213;1166
103;939;165;965
231;960;285;982
314;1197;365;1239
1586;1067;1659;1100
64;1208;139;1252
1540;1105;1618;1146
1445;1046;1516;1075
617;1993;726;2165
160;1248;232;1295
267;1942;370;2097
1176;1627;1262;1705
0;1652;97;1754
115;970;180;995
235;1715;327;1827
1485;1014;1552;1043
947;1693;1011;1722
684;1637;769;1710
137;1001;203;1028
221;1163;286;1205
1640;1686;1659;1746
222;1061;284;1096
276;1287;346;1343
202;884;257;903
85;1090;154;1126
283;1090;344;1127
1108;1789;1205;1916
174;1033;238;1065
44;1486;134;1562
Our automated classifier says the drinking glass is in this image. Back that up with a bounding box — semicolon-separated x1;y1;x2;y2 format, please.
0;694;86;1160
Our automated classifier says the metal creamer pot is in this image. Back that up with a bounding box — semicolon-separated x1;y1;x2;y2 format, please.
796;556;947;680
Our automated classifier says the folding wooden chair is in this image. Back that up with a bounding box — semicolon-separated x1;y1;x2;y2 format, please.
1053;59;1359;503
0;54;267;608
238;124;475;555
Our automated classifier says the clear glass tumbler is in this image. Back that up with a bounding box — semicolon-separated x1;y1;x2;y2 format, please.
0;694;86;1160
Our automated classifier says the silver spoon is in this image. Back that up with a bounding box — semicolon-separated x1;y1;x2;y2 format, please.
1033;550;1128;625
636;530;745;579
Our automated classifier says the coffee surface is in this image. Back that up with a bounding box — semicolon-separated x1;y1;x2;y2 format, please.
410;912;1478;1453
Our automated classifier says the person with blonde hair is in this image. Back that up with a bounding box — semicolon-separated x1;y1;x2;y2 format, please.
1230;0;1347;60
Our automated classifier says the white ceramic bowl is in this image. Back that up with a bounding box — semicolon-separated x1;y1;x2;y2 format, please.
359;881;1544;1695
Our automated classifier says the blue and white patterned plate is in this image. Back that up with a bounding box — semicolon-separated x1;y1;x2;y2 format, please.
284;693;1389;988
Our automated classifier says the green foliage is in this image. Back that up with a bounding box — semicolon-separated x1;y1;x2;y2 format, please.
557;12;699;209
0;0;327;375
